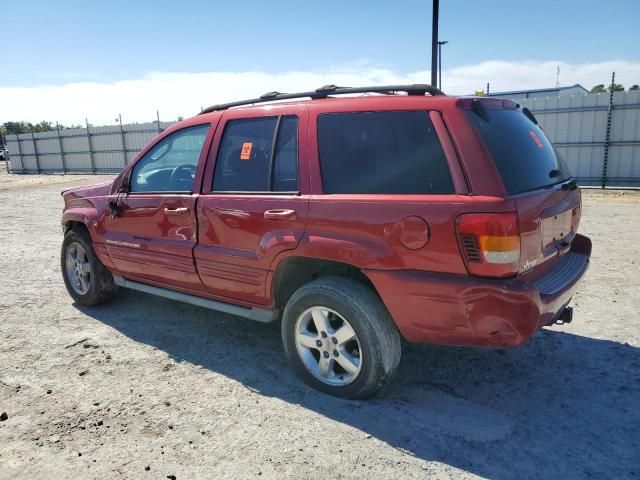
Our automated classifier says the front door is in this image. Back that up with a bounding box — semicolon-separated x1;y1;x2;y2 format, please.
196;108;309;306
103;123;212;292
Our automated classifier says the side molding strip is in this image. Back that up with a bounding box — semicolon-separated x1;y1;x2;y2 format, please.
113;275;274;323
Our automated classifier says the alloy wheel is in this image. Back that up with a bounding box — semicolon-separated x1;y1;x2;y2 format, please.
294;306;363;386
65;242;91;295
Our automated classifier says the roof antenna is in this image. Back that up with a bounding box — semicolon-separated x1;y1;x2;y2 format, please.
555;65;560;88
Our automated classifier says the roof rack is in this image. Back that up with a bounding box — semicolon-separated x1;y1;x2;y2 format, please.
199;84;445;114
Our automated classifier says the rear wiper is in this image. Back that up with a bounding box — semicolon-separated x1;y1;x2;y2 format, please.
522;107;538;125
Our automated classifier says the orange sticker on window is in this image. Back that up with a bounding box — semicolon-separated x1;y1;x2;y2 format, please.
529;130;544;148
240;142;253;160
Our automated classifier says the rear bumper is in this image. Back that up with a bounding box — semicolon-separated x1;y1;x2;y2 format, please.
365;234;591;347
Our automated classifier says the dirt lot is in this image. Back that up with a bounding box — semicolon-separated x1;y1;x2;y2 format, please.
0;170;638;479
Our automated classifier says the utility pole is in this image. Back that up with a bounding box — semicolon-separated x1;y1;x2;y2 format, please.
431;0;439;86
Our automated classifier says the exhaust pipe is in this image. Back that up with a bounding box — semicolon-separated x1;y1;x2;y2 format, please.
554;306;573;325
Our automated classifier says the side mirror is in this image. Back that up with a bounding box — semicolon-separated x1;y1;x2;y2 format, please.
117;176;130;193
110;176;130;218
109;200;120;218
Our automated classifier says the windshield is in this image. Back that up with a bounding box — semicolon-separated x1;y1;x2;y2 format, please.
466;107;571;194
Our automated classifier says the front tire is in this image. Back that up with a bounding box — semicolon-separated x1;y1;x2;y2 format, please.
281;276;401;399
61;229;118;306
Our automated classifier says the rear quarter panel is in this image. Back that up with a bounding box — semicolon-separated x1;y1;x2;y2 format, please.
272;194;518;274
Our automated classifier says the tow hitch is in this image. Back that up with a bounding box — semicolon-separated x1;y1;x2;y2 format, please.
554;306;573;325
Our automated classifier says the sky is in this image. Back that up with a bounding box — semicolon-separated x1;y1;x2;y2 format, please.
2;0;640;125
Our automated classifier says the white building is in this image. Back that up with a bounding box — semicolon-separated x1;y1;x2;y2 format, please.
487;84;588;100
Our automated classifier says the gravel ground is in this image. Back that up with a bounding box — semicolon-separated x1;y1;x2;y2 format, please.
0;170;639;480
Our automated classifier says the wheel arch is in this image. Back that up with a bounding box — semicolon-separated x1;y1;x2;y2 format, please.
63;220;90;236
62;208;116;270
62;208;98;237
270;256;381;311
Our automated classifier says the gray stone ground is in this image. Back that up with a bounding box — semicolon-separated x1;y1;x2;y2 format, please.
0;169;638;479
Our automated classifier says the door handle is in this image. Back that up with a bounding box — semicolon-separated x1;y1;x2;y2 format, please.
164;207;189;216
264;209;297;221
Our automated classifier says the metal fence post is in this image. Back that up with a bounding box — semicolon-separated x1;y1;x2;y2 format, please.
601;71;615;189
14;133;24;173
119;114;128;167
56;122;67;174
2;134;9;173
85;118;96;173
31;131;41;174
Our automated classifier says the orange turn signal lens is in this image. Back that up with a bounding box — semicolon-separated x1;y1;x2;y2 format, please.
478;235;520;252
456;212;521;277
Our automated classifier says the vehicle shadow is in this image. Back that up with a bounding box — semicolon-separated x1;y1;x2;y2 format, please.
76;290;639;480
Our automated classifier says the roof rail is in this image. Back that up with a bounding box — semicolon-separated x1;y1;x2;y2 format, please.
199;84;445;114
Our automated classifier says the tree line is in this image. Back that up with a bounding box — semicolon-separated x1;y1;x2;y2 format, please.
1;118;169;136
1;121;84;135
590;83;639;93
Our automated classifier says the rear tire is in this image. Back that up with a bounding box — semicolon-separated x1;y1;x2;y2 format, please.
281;276;401;399
61;228;118;306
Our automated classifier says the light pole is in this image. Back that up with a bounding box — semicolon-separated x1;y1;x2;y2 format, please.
437;40;448;90
430;0;439;86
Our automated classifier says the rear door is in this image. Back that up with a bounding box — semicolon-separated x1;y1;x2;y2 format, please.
195;105;309;306
102;123;213;291
463;100;581;275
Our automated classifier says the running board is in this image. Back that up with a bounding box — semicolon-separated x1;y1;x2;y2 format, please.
113;275;275;323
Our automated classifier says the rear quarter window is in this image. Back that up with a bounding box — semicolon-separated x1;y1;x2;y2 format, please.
317;111;454;194
465;107;571;194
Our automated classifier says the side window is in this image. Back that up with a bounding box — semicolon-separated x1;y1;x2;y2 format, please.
273;116;299;192
317;111;454;194
213;115;298;192
130;124;210;193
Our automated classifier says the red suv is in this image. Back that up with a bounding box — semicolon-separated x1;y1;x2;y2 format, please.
61;85;591;399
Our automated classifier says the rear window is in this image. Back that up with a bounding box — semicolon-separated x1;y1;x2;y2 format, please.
465;107;571;194
317;111;454;194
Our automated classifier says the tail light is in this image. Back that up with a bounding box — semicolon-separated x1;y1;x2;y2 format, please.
456;212;520;277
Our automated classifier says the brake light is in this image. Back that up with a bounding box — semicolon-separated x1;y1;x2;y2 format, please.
456;212;520;277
